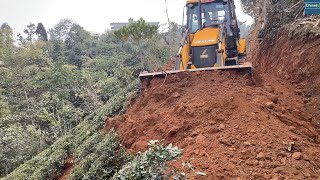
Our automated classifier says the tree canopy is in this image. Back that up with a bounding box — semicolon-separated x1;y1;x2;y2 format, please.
0;18;179;177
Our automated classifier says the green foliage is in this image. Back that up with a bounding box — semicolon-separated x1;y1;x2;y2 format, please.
113;140;183;180
239;0;258;18
1;78;139;179
2;132;73;180
286;22;320;39
240;0;309;38
0;23;14;61
0;17;178;178
0;125;45;177
35;23;48;41
70;131;130;180
24;23;37;42
114;18;158;44
49;19;74;41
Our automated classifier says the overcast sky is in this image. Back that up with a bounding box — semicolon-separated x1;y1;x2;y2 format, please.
0;0;253;34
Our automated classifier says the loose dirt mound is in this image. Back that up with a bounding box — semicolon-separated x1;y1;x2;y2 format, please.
106;71;320;179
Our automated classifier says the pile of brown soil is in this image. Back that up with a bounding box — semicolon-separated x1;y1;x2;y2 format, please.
106;71;320;179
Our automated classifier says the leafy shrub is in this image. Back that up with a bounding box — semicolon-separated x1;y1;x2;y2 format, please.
2;78;139;180
113;140;183;180
69;131;130;180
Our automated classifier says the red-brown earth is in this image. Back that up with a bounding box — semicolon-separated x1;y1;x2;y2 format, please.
106;30;320;179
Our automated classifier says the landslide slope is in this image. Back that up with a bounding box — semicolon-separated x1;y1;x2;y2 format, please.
106;71;320;179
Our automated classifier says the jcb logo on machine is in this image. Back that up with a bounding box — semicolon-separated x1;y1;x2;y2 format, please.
200;49;209;59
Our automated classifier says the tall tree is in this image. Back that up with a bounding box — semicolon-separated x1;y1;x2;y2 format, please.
65;23;91;68
49;19;73;41
0;23;14;60
36;23;48;41
24;23;36;42
114;18;158;45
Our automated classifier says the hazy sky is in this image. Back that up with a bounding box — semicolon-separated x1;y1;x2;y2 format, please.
0;0;253;34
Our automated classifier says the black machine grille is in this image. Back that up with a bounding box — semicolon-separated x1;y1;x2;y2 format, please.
192;45;217;68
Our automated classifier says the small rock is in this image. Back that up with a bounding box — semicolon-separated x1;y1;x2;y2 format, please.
259;161;266;168
193;149;200;155
256;152;266;160
209;127;219;134
219;138;232;146
252;160;259;166
269;95;279;104
292;152;302;160
218;124;226;131
289;136;298;141
265;102;275;109
303;172;311;178
244;141;251;146
261;141;267;146
303;98;310;104
204;107;211;113
184;137;194;145
131;141;148;152
273;167;285;174
289;126;296;132
200;162;209;169
245;159;253;166
190;130;199;137
280;157;286;165
216;116;225;122
245;159;259;166
196;134;206;145
172;92;181;98
266;86;275;93
167;126;180;137
294;89;303;95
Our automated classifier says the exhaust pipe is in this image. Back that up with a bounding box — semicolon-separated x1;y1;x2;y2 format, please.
198;0;202;30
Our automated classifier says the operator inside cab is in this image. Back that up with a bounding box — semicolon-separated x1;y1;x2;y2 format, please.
187;1;228;33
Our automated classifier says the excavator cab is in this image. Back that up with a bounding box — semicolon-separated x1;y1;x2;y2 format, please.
188;1;226;30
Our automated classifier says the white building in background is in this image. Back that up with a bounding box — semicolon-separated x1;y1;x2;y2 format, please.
110;18;160;30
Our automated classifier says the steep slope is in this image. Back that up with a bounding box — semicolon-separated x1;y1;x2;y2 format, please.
252;30;320;133
106;70;320;179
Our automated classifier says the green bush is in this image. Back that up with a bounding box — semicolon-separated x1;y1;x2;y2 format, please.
69;131;130;180
2;79;139;180
113;140;183;180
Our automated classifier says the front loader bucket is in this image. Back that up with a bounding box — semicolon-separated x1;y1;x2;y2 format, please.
139;62;253;80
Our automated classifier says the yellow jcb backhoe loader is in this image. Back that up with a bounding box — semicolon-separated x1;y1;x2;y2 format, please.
140;0;252;79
